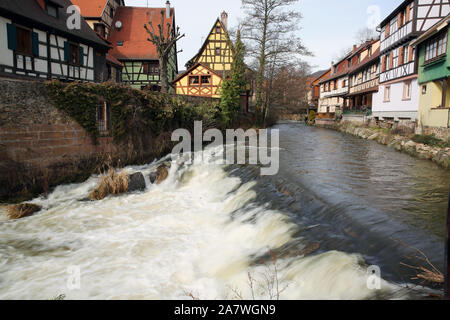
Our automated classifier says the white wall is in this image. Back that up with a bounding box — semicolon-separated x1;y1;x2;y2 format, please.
373;78;419;118
0;16;14;68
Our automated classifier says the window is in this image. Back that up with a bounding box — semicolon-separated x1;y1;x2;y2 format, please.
216;26;221;34
117;41;123;46
403;81;411;100
110;7;115;18
384;86;390;102
143;62;159;75
69;43;79;65
16;26;32;55
189;76;199;85
97;101;111;133
215;47;221;55
425;31;447;62
422;85;427;95
94;24;106;37
46;3;58;18
201;75;211;85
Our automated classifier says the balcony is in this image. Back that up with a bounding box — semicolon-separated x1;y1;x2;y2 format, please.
380;21;414;53
320;86;349;98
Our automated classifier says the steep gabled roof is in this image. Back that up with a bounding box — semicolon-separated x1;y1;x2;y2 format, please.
378;0;412;28
108;6;175;60
70;0;109;18
0;0;109;49
186;18;233;67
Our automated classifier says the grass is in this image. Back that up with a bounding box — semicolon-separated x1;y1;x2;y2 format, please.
412;134;449;148
89;169;129;201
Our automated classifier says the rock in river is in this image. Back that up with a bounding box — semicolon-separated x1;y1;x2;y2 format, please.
127;172;146;192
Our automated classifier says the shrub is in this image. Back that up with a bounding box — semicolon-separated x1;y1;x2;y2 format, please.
412;134;449;148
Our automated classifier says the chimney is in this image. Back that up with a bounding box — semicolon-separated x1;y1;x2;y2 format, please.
36;0;45;10
166;1;171;19
353;44;357;52
221;11;228;30
331;61;335;74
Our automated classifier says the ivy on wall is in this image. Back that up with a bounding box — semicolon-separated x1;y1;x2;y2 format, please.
45;81;222;144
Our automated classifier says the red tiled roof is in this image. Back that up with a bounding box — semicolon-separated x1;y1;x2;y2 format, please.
348;47;380;75
106;53;123;67
108;7;175;60
70;0;108;17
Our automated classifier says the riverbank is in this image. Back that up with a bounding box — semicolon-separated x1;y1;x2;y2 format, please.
314;120;450;170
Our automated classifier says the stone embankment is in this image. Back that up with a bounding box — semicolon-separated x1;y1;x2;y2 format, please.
315;121;450;169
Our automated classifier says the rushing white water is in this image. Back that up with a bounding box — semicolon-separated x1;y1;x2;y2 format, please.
0;147;409;300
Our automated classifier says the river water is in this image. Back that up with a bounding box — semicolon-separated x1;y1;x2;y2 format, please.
0;122;449;300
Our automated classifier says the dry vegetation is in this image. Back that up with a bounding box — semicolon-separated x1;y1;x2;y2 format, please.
6;203;41;220
89;169;129;201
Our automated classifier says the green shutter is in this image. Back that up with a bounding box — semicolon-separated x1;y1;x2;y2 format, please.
6;23;17;51
79;46;84;65
64;41;70;62
32;32;39;56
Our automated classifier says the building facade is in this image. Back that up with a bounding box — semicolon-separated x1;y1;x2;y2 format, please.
0;0;110;82
174;13;233;98
318;58;350;116
347;40;380;114
307;69;331;112
108;5;178;90
71;0;124;82
413;15;450;133
372;0;449;122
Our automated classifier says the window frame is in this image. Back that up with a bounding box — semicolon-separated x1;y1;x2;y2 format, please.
384;86;391;102
424;30;447;64
189;76;200;86
69;42;80;66
16;25;33;56
402;81;412;100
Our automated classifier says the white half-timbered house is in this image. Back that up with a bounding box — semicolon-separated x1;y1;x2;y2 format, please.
0;0;110;82
373;0;450;121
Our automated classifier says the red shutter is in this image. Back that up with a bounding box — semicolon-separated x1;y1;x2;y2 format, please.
385;24;390;38
409;46;414;62
399;47;404;65
389;51;394;69
381;56;386;72
398;13;403;28
405;5;410;22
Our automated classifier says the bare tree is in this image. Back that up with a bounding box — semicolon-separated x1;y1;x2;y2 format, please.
354;27;379;44
241;0;310;126
144;10;185;93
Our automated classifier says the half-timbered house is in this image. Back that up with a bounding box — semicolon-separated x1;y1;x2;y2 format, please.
318;55;351;117
372;0;449;122
71;0;124;39
306;69;331;112
0;0;110;82
412;15;450;133
347;39;380;114
108;4;178;90
174;12;234;98
71;0;124;83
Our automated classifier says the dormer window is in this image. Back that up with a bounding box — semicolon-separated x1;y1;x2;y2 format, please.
46;2;58;18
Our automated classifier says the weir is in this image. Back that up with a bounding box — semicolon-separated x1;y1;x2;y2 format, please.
0;123;448;299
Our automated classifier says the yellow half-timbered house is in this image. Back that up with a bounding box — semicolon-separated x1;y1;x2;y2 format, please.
174;12;233;98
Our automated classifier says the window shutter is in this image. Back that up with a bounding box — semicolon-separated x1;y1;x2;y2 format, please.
64;41;70;62
409;46;414;62
399;47;404;65
32;32;39;56
405;5;410;22
385;24;390;38
79;46;84;65
389;51;394;69
6;23;17;51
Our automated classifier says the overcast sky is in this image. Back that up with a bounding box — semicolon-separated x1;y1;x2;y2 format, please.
124;0;404;72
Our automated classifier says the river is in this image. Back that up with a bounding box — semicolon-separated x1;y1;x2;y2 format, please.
0;122;449;299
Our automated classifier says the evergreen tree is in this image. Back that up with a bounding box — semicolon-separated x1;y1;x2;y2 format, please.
220;30;246;127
